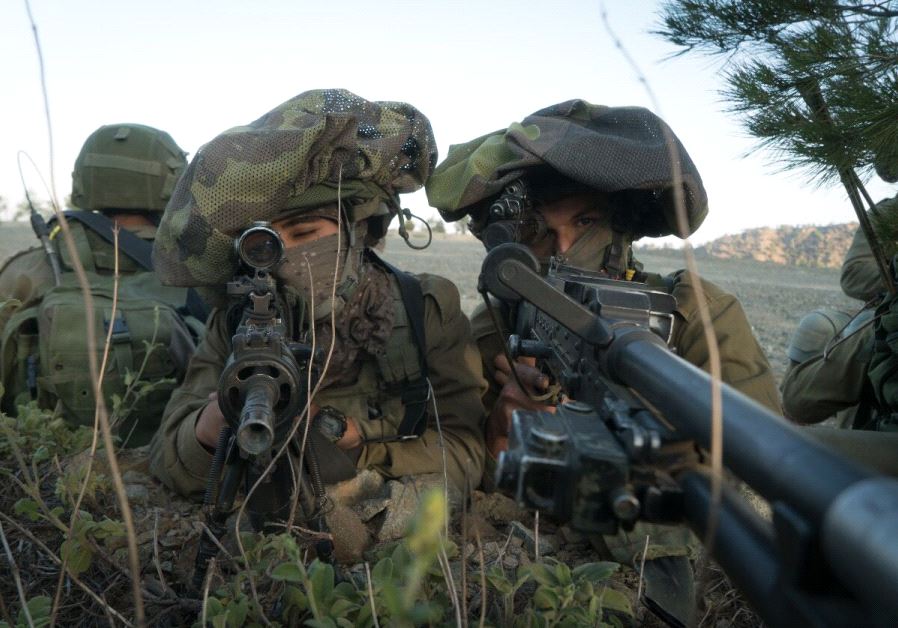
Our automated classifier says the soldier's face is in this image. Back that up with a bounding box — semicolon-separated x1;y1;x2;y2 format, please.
271;215;339;249
530;192;612;257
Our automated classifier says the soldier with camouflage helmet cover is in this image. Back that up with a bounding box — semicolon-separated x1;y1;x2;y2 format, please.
148;89;486;501
0;124;200;445
425;99;781;628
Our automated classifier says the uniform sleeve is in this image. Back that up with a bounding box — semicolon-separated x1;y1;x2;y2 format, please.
840;227;884;302
781;326;871;423
149;308;229;499
0;249;54;308
469;302;505;421
670;273;783;415
356;275;487;493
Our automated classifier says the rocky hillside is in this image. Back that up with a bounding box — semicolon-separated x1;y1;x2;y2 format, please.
691;223;857;268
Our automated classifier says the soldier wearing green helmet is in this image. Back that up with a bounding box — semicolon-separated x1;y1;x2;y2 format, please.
148;89;486;502
425;99;782;628
0;123;202;446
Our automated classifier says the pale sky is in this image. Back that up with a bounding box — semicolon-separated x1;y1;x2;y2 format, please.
1;0;893;243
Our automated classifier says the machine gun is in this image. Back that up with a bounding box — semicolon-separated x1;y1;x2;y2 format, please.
193;222;331;588
479;243;898;628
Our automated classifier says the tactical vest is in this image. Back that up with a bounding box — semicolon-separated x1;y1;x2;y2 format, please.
0;212;205;446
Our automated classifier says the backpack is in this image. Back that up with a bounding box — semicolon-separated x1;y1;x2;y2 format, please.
0;211;206;446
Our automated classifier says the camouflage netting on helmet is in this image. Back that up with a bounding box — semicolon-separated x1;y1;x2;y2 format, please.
72;123;187;212
425;100;708;239
153;88;437;287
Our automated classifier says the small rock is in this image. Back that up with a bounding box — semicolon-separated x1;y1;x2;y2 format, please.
357;497;390;522
559;525;586;545
160;561;173;573
502;554;519;569
459;512;499;540
473;491;530;524
509;521;557;557
376;474;461;542
122;470;146;484
125;483;149;505
482;541;501;561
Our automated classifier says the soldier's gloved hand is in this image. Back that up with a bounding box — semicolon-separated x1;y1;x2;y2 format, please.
486;355;555;459
196;392;225;451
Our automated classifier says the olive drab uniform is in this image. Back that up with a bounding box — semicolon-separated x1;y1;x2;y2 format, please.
150;272;486;498
781;200;894;425
0;123;201;447
148;89;486;499
425;99;783;628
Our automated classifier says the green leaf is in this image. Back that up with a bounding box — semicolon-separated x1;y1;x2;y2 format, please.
283;585;308;612
572;562;619;584
93;518;125;540
13;498;42;522
32;445;50;463
371;557;394;588
487;567;514;596
524;563;558;587
271;562;304;583
22;596;51;628
554;561;572;586
328;598;358;618
379;581;402;617
306;618;337;628
534;586;561;610
211;612;229;628
227;597;249;627
597;588;633;617
60;538;93;576
308;560;335;605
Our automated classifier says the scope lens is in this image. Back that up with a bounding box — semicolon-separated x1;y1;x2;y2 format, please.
237;227;284;269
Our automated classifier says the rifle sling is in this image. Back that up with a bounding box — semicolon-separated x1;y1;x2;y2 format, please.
368;252;430;440
55;210;210;322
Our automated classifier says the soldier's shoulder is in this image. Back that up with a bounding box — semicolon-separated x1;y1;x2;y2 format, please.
665;269;735;320
416;273;463;324
0;247;46;276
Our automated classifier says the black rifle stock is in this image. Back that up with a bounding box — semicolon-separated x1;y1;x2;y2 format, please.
481;243;898;627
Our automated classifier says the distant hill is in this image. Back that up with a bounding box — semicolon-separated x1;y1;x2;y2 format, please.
688;223;857;268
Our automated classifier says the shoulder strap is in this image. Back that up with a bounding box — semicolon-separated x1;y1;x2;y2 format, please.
59;210;153;270
367;252;430;439
52;210;209;322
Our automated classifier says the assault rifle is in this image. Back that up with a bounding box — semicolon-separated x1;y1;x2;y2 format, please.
479;243;898;628
193;222;331;588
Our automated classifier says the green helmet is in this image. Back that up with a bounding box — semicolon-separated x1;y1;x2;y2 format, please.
71;123;187;212
153;88;437;288
425;99;708;240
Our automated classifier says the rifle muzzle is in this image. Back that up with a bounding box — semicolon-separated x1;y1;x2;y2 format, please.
237;376;279;455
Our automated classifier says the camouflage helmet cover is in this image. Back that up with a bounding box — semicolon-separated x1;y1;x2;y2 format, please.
153;88;437;287
425;99;708;239
71;123;187;212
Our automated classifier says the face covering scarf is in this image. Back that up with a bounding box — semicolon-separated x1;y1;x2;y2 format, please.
275;225;394;387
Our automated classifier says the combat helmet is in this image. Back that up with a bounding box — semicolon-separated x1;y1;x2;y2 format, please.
426;99;708;252
71;123;187;212
153;88;437;288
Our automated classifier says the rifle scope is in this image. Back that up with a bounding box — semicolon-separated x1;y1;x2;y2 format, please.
235;222;285;270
